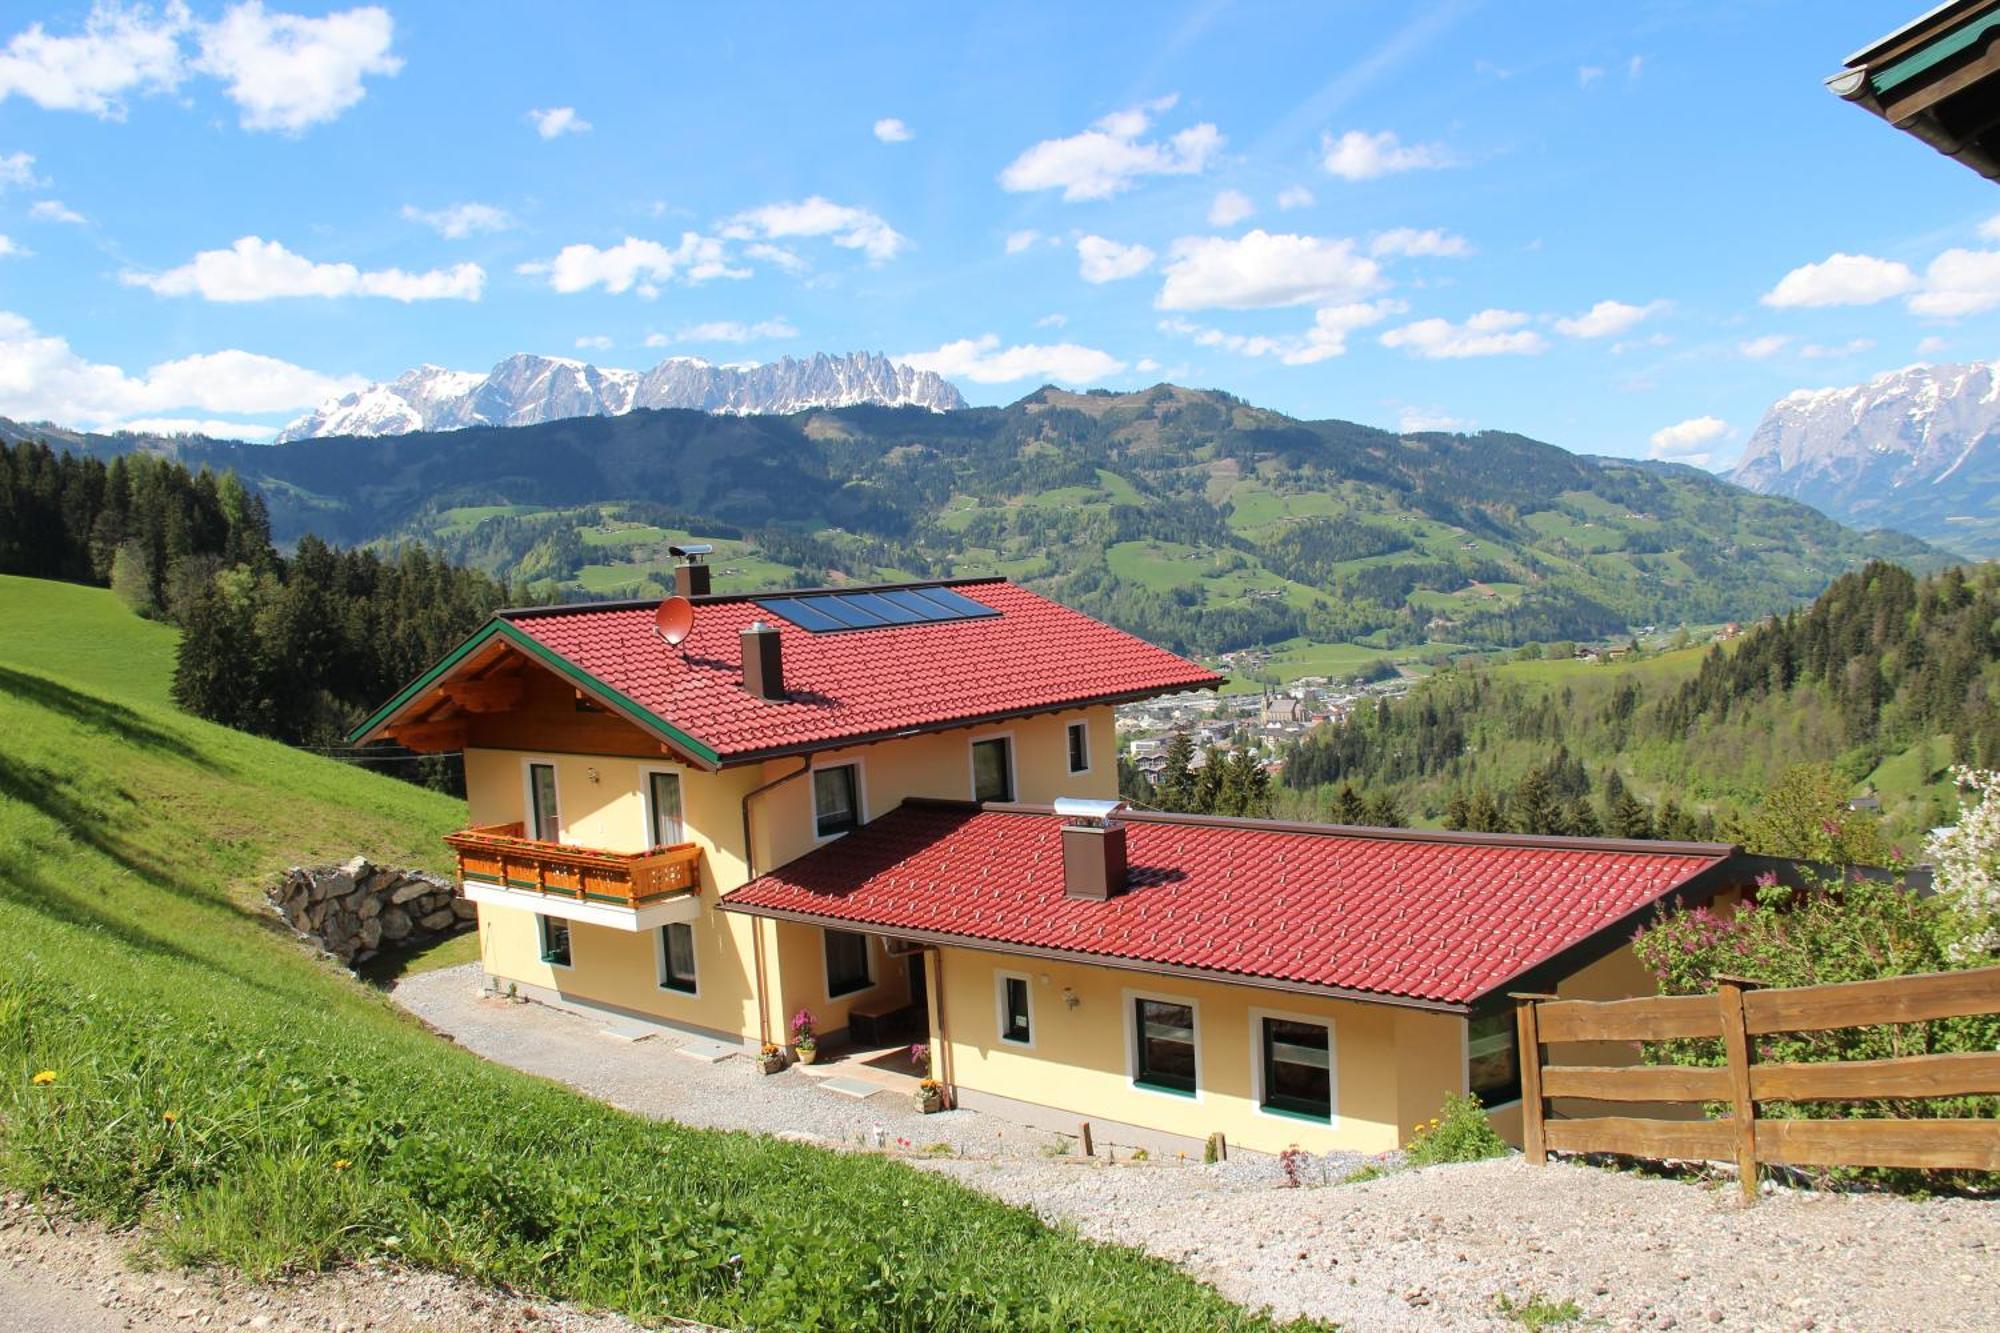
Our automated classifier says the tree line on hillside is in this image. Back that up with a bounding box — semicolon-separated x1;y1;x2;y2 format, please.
0;439;516;776
1121;731;1275;818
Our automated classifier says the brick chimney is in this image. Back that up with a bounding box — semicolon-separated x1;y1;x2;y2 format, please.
742;621;785;700
674;562;711;597
1057;798;1128;900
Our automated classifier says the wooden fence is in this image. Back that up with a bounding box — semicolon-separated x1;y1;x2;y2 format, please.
1514;964;2000;1201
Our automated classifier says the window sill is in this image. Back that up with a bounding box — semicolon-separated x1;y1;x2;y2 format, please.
1132;1078;1197;1099
659;982;697;996
1259;1103;1333;1125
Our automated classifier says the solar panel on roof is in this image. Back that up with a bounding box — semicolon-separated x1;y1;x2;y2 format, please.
757;587;1001;633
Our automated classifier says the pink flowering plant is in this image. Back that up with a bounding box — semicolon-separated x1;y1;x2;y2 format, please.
789;1008;817;1052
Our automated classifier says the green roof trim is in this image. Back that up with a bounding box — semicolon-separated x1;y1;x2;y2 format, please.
345;617;722;769
1872;11;2000;94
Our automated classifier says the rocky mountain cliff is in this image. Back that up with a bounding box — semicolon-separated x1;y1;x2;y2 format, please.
1729;360;2000;556
275;350;965;441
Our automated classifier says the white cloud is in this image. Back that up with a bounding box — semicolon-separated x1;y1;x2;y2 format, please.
1909;247;2000;317
1380;308;1546;358
998;94;1222;201
723;196;907;263
1276;184;1315;211
1980;215;2000;242
1648;415;1729;465
899;333;1125;385
0;309;362;427
1738;334;1790;360
1076;234;1155;283
0;235;26;258
98;416;277;439
0;151;41;191
1799;337;1875;359
528;105;589;138
1134;357;1160;373
872;116;911;143
195;2;400;133
574;334;612;351
1554;298;1664;339
1004;229;1043;255
1156;229;1382;311
1398;405;1473;434
1917;335;1949;355
1208;188;1254;227
743;242;807;273
1036;312;1067;328
518;233;744;296
402;201;514;239
654;317;798;344
1321;129;1450;181
122;235;484;302
0;1;189;118
1578;65;1604;88
1369;226;1469;258
1161;299;1400;366
29;199;85;224
1762;252;1916;308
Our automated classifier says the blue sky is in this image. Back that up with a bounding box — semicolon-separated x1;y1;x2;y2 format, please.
3;1;1999;467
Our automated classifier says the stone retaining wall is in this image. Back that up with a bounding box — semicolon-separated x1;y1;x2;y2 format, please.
268;856;473;965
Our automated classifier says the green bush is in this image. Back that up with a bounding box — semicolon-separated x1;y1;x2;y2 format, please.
1403;1092;1509;1167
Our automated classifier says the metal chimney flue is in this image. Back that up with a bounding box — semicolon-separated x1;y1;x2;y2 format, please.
670;543;713;597
741;621;785;700
1056;798;1128;900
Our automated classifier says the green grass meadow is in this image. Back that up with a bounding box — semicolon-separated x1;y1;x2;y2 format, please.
0;574;1315;1330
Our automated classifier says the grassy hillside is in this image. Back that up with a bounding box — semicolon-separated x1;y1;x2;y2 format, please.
0;577;1311;1331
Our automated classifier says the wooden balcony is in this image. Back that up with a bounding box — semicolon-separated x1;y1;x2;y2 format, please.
444;822;702;907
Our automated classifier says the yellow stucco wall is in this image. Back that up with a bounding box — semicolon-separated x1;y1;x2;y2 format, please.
931;944;1466;1156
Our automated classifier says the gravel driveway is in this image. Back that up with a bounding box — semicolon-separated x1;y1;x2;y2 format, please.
393;965;1999;1332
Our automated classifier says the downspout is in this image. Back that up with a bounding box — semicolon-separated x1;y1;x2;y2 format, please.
740;756;811;1047
929;947;955;1109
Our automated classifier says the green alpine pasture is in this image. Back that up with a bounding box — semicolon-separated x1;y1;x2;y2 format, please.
0;574;1316;1331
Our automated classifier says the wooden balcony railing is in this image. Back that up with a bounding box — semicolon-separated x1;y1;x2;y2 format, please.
444;822;702;906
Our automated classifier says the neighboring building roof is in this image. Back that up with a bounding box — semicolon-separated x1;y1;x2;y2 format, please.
722;801;1754;1011
1829;1;2000;180
351;578;1222;767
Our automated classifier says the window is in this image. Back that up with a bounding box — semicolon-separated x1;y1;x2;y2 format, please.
998;973;1032;1046
537;914;572;968
814;764;859;838
658;922;697;993
824;929;871;997
528;762;561;842
647;771;684;847
972;737;1014;803
1067;721;1090;774
1133;997;1197;1095
1468;1012;1521;1105
1260;1017;1332;1121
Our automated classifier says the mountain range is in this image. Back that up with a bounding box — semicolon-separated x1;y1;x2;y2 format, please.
273;350;966;441
1729;359;2000;557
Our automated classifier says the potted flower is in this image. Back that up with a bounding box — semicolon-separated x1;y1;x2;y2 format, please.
791;1008;818;1065
757;1041;787;1075
909;1043;944;1112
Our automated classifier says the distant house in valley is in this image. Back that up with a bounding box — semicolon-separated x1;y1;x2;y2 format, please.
352;558;1805;1157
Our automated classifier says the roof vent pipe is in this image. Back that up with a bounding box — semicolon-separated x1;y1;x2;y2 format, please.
1056;797;1128;900
742;620;786;701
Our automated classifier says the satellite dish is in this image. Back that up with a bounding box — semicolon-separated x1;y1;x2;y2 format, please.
655;596;694;647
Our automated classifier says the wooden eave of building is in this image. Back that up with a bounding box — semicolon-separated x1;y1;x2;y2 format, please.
1833;0;2000;180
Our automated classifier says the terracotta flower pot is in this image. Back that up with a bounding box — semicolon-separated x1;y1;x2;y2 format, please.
795;1045;818;1066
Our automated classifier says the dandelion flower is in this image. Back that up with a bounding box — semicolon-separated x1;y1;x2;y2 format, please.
30;1070;55;1086
162;1111;178;1124
332;1159;352;1171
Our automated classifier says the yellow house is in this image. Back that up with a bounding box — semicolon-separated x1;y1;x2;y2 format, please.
352;568;1784;1157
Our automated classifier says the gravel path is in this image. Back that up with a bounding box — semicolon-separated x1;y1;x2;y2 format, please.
393;965;2000;1332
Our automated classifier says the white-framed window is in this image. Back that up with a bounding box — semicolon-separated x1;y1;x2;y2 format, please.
995;970;1034;1048
523;759;562;842
813;760;863;840
969;732;1016;803
644;768;685;847
824;928;872;998
1066;720;1091;775
1249;1007;1336;1124
537;914;572;968
1124;988;1201;1099
658;921;698;994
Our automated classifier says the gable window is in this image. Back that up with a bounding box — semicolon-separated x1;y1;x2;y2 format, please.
998;973;1033;1046
1468;1012;1521;1106
1133;997;1197;1095
1260;1017;1332;1121
1067;721;1090;774
824;928;872;997
658;922;697;994
972;737;1014;803
813;764;860;839
528;762;561;842
537;914;572;968
647;770;684;847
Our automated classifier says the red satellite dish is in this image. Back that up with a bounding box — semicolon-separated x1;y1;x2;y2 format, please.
655;596;694;647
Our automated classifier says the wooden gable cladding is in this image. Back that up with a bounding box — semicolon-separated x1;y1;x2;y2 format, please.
461;659;673;759
439;674;527;713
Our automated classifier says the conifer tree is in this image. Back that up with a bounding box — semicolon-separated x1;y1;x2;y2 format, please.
1158;730;1197;813
1443;789;1473;831
1606;784;1655;839
1564;796;1602;837
1510;767;1563;836
1465;786;1506;833
1333;782;1367;824
1193;747;1226;815
1363;790;1406;828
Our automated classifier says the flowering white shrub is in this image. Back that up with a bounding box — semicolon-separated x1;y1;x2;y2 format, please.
1926;767;2000;960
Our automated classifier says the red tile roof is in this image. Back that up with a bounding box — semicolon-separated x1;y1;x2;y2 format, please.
502;579;1221;764
722;803;1741;1007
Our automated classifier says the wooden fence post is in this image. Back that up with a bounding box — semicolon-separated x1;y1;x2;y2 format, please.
1514;994;1550;1165
1716;976;1761;1204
